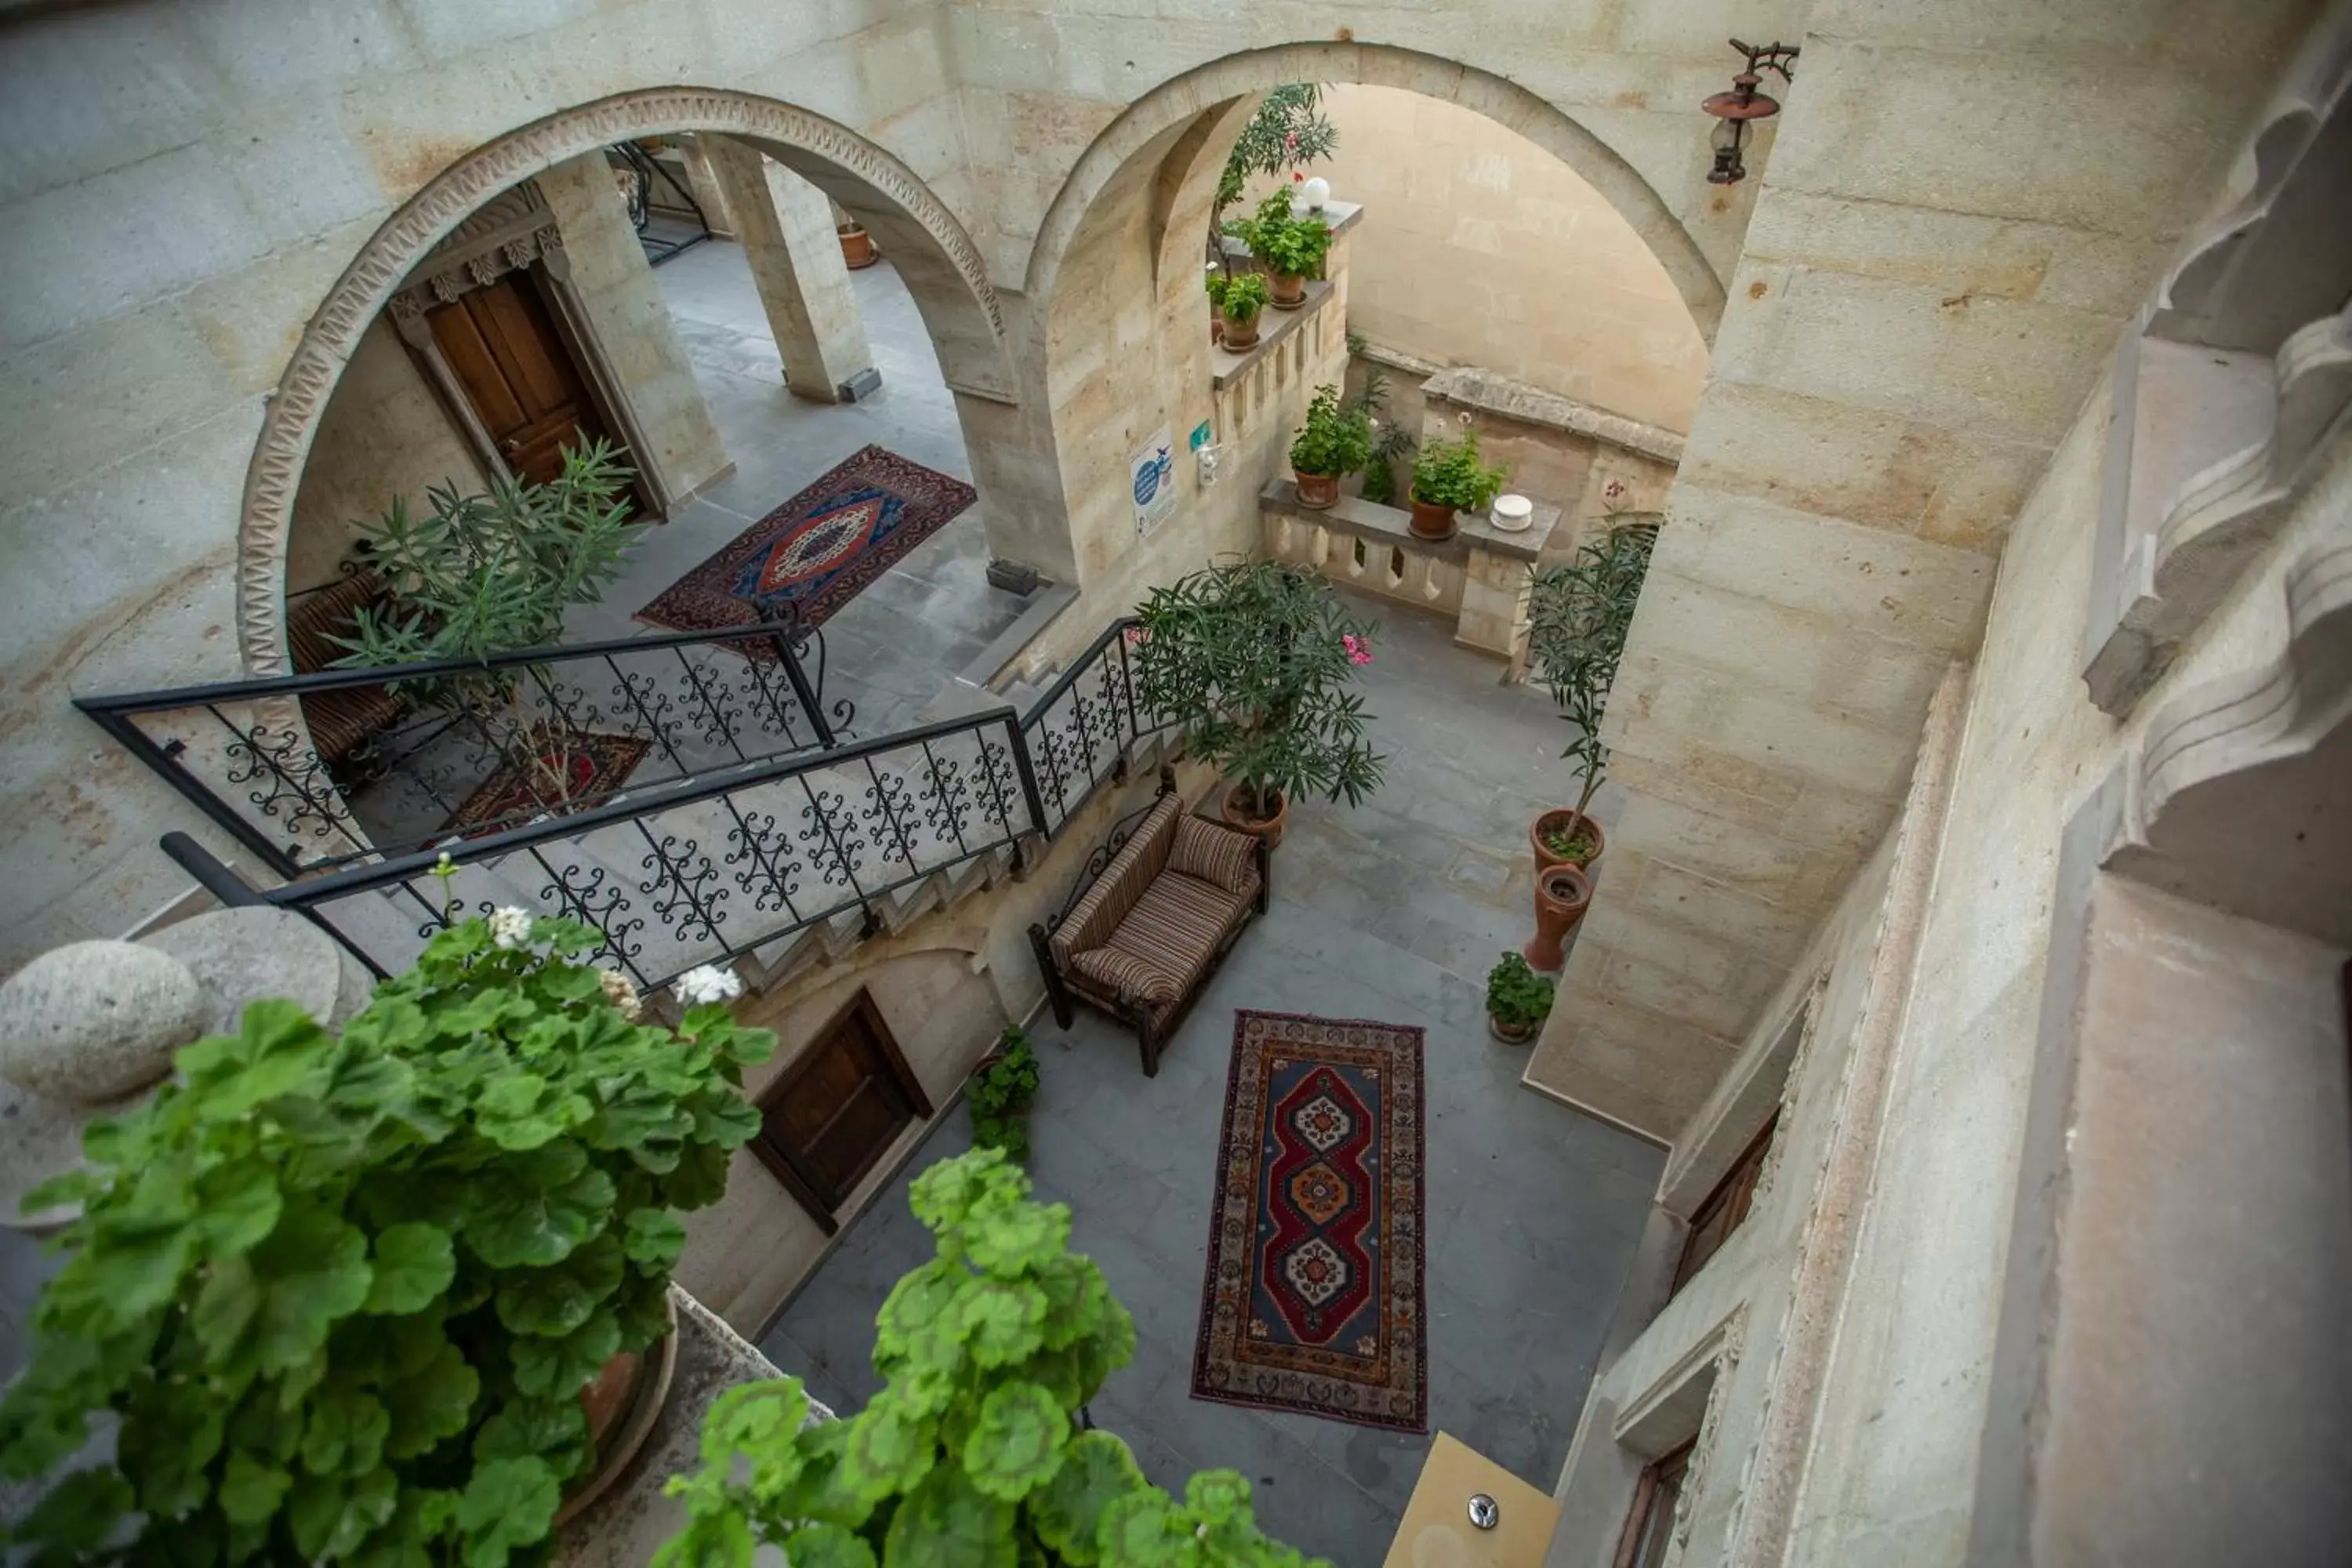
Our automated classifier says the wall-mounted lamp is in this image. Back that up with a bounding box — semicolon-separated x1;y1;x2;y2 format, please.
1701;38;1799;185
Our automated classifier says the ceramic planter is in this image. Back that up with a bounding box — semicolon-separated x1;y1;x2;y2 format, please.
1220;308;1261;350
554;1293;681;1528
1294;471;1341;510
837;223;878;269
1408;498;1458;541
1531;808;1606;872
1268;271;1308;310
1219;782;1290;849
1490;493;1534;532
1487;1011;1541;1045
1523;863;1592;972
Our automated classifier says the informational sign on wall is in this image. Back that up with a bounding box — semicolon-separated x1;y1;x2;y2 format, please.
1132;427;1177;539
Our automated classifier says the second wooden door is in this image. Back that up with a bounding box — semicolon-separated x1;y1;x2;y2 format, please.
426;270;615;487
752;992;932;1232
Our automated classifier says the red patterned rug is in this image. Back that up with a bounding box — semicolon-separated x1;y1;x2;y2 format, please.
1192;1009;1428;1432
441;727;648;836
634;444;976;654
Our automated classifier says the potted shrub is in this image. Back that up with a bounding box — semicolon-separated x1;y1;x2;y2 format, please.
838;220;878;269
967;1025;1041;1161
1129;559;1384;847
1207;271;1269;351
1526;516;1662;880
1232;191;1334;310
1409;432;1508;542
0;899;773;1565
657;1147;1328;1566
1287;383;1373;510
1485;952;1557;1044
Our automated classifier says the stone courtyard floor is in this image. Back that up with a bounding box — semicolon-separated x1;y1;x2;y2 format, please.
759;612;1663;1566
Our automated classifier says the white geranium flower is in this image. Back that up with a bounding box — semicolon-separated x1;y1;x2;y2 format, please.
597;968;644;1022
675;964;744;1007
488;906;533;950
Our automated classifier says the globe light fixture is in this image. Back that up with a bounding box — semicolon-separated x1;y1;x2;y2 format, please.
1701;38;1799;185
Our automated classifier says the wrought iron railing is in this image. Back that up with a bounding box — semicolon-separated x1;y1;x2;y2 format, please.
103;616;1178;999
76;621;846;880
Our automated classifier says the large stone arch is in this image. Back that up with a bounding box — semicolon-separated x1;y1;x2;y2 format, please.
237;86;1016;676
1022;42;1728;340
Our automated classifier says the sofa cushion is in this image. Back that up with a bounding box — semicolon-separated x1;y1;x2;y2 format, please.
1069;945;1182;1005
1170;813;1260;900
1051;793;1182;964
1101;869;1247;996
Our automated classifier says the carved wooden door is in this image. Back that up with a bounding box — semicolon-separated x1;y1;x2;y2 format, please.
752;992;932;1232
426;270;614;487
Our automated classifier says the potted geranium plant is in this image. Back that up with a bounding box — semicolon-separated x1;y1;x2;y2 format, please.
967;1025;1041;1162
1129;560;1384;847
1287;383;1373;510
0;897;772;1566
657;1147;1328;1566
1485;952;1556;1044
1232;191;1334;309
1207;271;1269;351
1526;513;1661;885
1409;432;1508;542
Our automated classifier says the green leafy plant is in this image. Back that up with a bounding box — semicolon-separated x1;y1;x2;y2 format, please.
1129;560;1384;821
1210;271;1269;327
1485;953;1556;1032
1538;818;1600;864
0;905;773;1566
1230;193;1333;281
1528;517;1662;818
1410;433;1509;515
1344;347;1414;506
332;440;637;668
967;1027;1042;1163
1210;84;1337;265
657;1147;1327;1567
1287;385;1373;479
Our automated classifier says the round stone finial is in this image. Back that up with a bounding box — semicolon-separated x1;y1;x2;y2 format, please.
0;941;204;1103
140;907;365;1036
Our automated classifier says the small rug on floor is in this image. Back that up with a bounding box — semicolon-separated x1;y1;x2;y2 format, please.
441;727;649;835
1192;1008;1428;1433
634;444;976;652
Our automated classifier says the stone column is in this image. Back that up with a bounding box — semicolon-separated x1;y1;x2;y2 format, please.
676;134;736;239
703;137;880;405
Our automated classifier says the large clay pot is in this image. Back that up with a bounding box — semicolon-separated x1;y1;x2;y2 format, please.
1524;864;1592;972
1408;499;1458;541
1294;471;1341;510
553;1295;681;1529
1488;1012;1540;1045
1268;271;1308;309
837;223;878;269
1220;308;1261;350
1530;808;1606;872
1219;782;1289;850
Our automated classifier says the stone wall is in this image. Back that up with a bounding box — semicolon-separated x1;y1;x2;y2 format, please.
286;316;486;592
1525;0;2321;1140
1276;84;1708;435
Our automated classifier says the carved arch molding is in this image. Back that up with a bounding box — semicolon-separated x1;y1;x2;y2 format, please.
237;87;1011;676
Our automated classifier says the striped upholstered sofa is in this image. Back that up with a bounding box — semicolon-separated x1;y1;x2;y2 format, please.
1029;771;1269;1075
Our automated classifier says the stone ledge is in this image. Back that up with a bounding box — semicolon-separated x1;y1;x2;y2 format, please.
1211;280;1335;390
1259;480;1562;564
1419;365;1687;466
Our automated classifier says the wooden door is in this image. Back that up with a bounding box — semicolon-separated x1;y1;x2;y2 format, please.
751;992;932;1232
426;271;615;486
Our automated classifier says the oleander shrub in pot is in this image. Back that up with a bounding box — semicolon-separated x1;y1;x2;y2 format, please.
656;1146;1328;1566
1526;515;1661;880
0;903;772;1566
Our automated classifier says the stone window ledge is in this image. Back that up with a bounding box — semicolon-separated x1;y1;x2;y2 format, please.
1420;364;1686;467
1258;480;1561;564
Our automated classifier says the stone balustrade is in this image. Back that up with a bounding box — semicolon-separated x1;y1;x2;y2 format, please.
1259;480;1562;664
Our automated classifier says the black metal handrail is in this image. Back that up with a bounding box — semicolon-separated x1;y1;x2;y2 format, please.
76;619;843;880
130;616;1181;1000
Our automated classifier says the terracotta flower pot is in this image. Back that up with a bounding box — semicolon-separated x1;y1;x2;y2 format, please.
1220;782;1289;850
837;224;878;269
1523;863;1592;972
1530;808;1606;872
1488;1012;1540;1045
1220;309;1261;350
554;1294;681;1528
1409;499;1458;541
1294;471;1341;510
1268;271;1308;310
